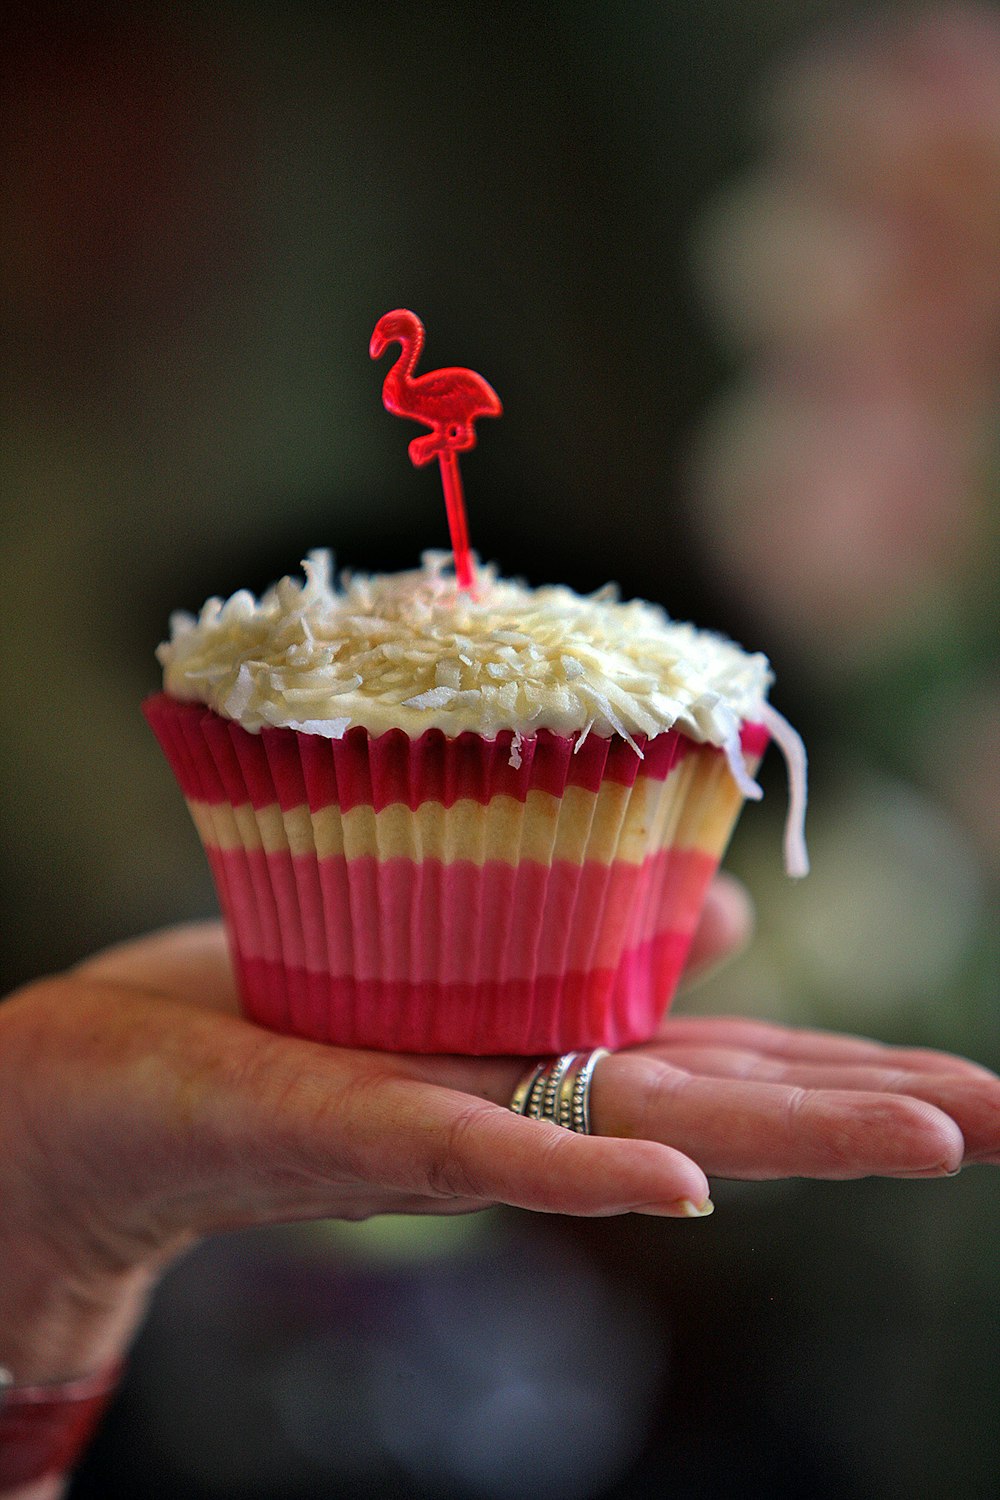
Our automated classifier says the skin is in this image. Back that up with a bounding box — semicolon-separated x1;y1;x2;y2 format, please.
1;873;998;1498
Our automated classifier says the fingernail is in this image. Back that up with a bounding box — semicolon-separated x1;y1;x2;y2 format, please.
637;1198;715;1218
676;1197;715;1218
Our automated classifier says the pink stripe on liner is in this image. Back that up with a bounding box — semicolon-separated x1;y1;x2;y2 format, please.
145;695;768;809
211;847;716;982
235;926;694;1054
144;695;759;812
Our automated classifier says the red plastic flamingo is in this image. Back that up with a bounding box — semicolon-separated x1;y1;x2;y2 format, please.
370;309;502;591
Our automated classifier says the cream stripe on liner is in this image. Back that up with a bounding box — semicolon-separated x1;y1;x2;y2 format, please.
186;752;744;867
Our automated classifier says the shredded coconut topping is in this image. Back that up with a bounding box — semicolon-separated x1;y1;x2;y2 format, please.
159;551;773;743
158;551;808;873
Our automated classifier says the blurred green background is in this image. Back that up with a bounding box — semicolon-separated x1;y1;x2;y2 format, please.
2;2;997;1496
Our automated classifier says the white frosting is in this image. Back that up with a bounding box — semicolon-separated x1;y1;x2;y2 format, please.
158;552;808;875
160;550;772;745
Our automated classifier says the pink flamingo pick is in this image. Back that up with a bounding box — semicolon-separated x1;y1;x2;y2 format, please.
370;309;502;591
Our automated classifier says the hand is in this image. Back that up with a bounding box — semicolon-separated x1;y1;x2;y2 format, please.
0;878;749;1385
6;874;998;1255
2;875;997;1386
0;888;742;1387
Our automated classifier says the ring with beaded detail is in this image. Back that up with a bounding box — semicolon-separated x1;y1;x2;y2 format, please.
509;1049;610;1135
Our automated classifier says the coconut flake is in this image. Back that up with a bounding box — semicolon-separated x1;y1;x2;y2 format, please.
401;686;458;710
435;658;463;691
223;663;255;720
282;675;362;701
760;702;809;878
574;717;596;753
577;682;643;758
289;717;352;737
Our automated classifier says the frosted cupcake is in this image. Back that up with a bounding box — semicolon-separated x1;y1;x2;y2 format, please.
145;551;806;1055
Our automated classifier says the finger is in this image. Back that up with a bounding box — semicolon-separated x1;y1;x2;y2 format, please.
75;922;238;1013
653;1015;999;1082
681;874;755;981
227;1036;714;1218
320;1071;714;1218
590;1053;965;1179
636;1046;1000;1162
51;985;714;1226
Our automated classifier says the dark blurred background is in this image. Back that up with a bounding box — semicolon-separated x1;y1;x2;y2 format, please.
2;2;997;1496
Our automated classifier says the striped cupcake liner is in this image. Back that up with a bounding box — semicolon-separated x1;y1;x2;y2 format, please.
145;693;766;1054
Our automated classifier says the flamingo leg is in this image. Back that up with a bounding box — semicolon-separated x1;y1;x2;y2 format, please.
438;449;475;592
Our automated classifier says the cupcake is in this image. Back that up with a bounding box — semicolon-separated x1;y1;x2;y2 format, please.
145;551;806;1054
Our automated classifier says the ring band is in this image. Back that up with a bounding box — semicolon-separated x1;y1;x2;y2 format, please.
534;1051;575;1122
509;1049;610;1135
569;1046;608;1134
508;1062;547;1118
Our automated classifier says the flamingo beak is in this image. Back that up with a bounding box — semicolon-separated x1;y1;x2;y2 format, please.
369;327;387;360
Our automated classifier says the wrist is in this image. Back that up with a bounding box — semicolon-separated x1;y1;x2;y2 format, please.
0;982;189;1383
0;1244;156;1497
0;1219;161;1385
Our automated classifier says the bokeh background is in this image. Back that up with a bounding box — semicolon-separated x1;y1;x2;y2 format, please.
2;2;997;1496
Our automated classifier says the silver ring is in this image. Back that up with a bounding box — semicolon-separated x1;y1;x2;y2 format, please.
508;1062;547;1117
509;1048;610;1135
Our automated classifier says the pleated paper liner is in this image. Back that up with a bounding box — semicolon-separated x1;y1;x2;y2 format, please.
145;694;767;1054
